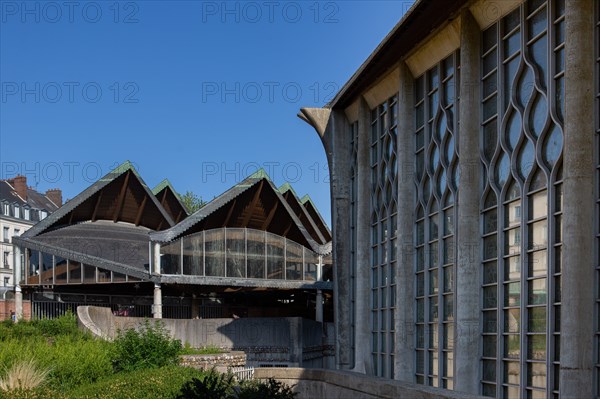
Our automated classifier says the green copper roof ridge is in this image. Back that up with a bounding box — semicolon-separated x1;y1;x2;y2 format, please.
278;182;295;195
247;168;270;180
152;178;172;195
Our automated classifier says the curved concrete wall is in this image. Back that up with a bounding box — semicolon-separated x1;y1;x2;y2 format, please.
77;306;331;367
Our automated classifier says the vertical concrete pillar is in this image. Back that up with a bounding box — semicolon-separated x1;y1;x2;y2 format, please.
395;62;416;382
328;110;352;370
13;245;21;286
153;283;162;319
152;242;161;275
317;255;323;281
298;107;351;370
316;290;323;323
560;2;595;398
13;246;23;321
353;97;373;374
454;9;481;394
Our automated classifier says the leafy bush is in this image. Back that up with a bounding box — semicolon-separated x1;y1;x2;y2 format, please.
176;370;297;399
236;378;297;399
0;313;86;341
180;343;224;355
177;370;234;399
0;360;50;392
66;365;206;399
111;319;182;372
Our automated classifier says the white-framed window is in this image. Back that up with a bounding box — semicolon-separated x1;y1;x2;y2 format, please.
3;227;9;243
24;208;30;220
1;203;8;216
40;210;47;220
14;205;20;219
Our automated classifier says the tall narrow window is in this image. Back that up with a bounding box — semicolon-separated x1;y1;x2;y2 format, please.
414;52;459;388
371;95;398;378
479;1;564;397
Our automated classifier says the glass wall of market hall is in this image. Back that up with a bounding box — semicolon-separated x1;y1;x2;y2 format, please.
158;227;331;282
301;0;599;397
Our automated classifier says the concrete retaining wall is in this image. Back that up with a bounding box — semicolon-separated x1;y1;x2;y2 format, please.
77;306;331;367
253;368;487;399
179;352;246;369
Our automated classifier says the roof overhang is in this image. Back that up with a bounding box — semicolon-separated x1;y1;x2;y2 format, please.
328;0;468;110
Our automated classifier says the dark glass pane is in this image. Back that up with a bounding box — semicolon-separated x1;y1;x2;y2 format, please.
483;310;497;333
483;335;497;358
527;335;546;360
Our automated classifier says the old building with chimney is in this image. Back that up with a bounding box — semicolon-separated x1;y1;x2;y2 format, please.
0;175;61;291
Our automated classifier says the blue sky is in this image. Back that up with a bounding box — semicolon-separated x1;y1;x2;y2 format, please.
0;1;414;224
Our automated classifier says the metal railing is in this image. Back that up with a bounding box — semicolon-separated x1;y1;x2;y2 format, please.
231;367;255;381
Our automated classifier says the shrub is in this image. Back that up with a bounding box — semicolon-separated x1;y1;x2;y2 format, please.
180;343;224;355
111;319;182;372
176;370;297;399
0;312;88;341
237;378;297;399
66;365;205;399
176;369;234;399
0;359;50;392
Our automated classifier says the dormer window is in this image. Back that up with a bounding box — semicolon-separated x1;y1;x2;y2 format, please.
24;208;30;220
40;210;47;220
2;203;7;216
14;205;20;219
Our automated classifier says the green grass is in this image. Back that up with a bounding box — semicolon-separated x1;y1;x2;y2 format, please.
179;344;225;355
0;314;294;399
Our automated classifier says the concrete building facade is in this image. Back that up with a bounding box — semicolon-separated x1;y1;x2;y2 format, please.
300;0;598;398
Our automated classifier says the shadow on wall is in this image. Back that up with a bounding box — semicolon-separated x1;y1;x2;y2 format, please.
77;306;332;367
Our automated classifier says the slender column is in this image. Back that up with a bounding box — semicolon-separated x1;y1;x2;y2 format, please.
315;290;323;323
353;97;373;374
152;242;161;275
13;246;22;321
395;62;416;381
560;2;595;398
153;283;162;319
317;255;323;281
454;9;481;394
329;110;352;370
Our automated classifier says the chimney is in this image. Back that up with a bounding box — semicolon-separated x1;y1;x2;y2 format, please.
46;189;63;207
10;175;27;201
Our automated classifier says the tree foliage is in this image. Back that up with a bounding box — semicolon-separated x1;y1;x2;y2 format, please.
181;191;206;214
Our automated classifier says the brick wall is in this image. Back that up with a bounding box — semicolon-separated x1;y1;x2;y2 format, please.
0;299;32;321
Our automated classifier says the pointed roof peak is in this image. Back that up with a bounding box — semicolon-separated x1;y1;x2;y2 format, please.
152;178;175;196
300;194;313;205
247;168;270;180
278;182;296;195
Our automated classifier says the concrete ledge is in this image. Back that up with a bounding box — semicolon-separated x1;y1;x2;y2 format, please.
254;368;487;399
180;352;246;369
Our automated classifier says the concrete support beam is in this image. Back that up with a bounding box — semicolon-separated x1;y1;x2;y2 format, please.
560;2;595;398
327;110;352;370
316;290;323;323
395;62;416;382
454;10;481;394
302;108;352;370
153;283;162;319
152;242;161;275
353;97;372;374
13;246;23;321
